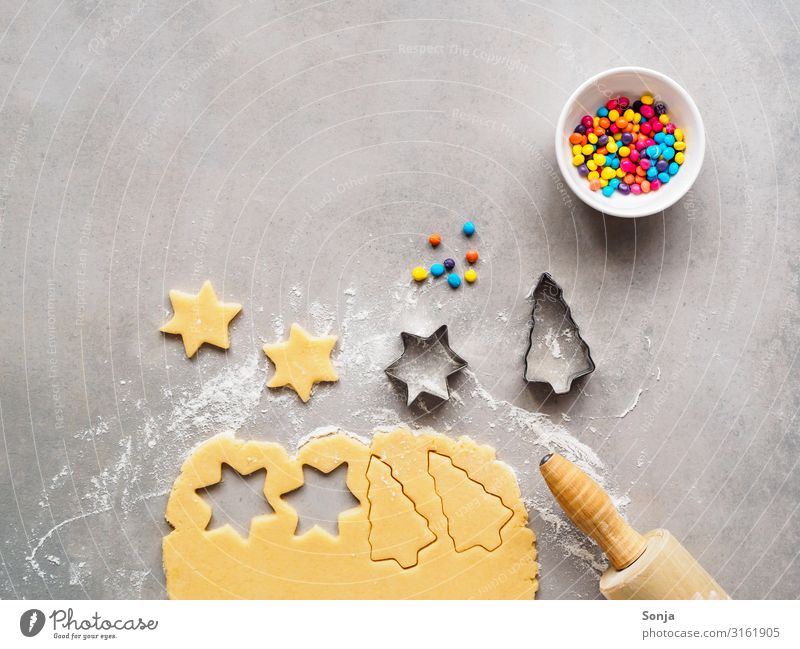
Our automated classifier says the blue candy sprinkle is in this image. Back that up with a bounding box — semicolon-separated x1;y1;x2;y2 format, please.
668;161;680;175
658;172;670;183
662;148;675;161
447;273;461;288
430;263;445;277
654;132;665;144
646;145;660;158
602;185;615;197
462;221;476;236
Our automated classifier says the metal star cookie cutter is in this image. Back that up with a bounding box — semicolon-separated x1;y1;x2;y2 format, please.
385;325;468;406
524;273;595;394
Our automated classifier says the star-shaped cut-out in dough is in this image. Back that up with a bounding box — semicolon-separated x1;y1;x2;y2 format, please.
160;280;242;357
385;325;468;406
282;464;359;537
198;465;272;539
263;323;338;402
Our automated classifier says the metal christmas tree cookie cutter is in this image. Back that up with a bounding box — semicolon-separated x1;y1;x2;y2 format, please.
524;273;595;394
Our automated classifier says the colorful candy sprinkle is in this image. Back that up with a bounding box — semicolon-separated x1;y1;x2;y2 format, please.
443;258;456;271
428;233;441;247
463;221;476;236
430;262;445;277
569;94;686;197
412;267;428;282
464;268;477;283
447;273;461;288
465;249;478;263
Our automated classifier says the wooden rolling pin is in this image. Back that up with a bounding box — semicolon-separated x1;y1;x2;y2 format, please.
540;453;728;600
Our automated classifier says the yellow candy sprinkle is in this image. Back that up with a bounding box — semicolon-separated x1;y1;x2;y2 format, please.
581;144;594;156
616;168;625;178
675;152;685;165
572;154;585;166
572;144;582;155
606;141;618;153
600;167;615;180
674;128;684;141
659;114;669;125
632;124;640;132
613;132;622;140
599;179;608;187
674;141;686;151
618;145;630;157
588;133;598;144
464;268;477;283
412;267;428;282
608;109;619;121
593;116;599;126
593;153;606;166
588;170;600;180
586;160;597;171
623;108;634;121
633;114;641;124
641;94;654;105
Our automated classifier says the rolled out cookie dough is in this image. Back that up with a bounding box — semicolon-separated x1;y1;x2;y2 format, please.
163;428;538;599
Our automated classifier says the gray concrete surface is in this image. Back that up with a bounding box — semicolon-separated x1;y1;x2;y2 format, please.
1;0;798;599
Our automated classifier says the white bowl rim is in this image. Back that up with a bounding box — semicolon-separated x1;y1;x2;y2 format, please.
555;66;705;218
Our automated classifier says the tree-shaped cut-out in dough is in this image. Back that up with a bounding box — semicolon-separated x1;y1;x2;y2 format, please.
366;456;435;568
428;452;513;552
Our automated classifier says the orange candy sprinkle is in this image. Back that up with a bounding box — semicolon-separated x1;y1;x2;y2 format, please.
428;233;441;247
465;249;479;263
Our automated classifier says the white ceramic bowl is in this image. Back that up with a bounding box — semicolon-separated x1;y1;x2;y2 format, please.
555;67;705;218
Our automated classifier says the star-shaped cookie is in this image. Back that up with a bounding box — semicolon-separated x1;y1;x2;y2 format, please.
385;325;468;406
263;323;338;402
160;280;242;357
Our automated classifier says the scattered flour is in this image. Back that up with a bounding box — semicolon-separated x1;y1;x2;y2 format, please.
308;301;335;334
271;314;285;337
68;561;89;586
27;356;267;579
466;369;604;480
289;285;303;309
